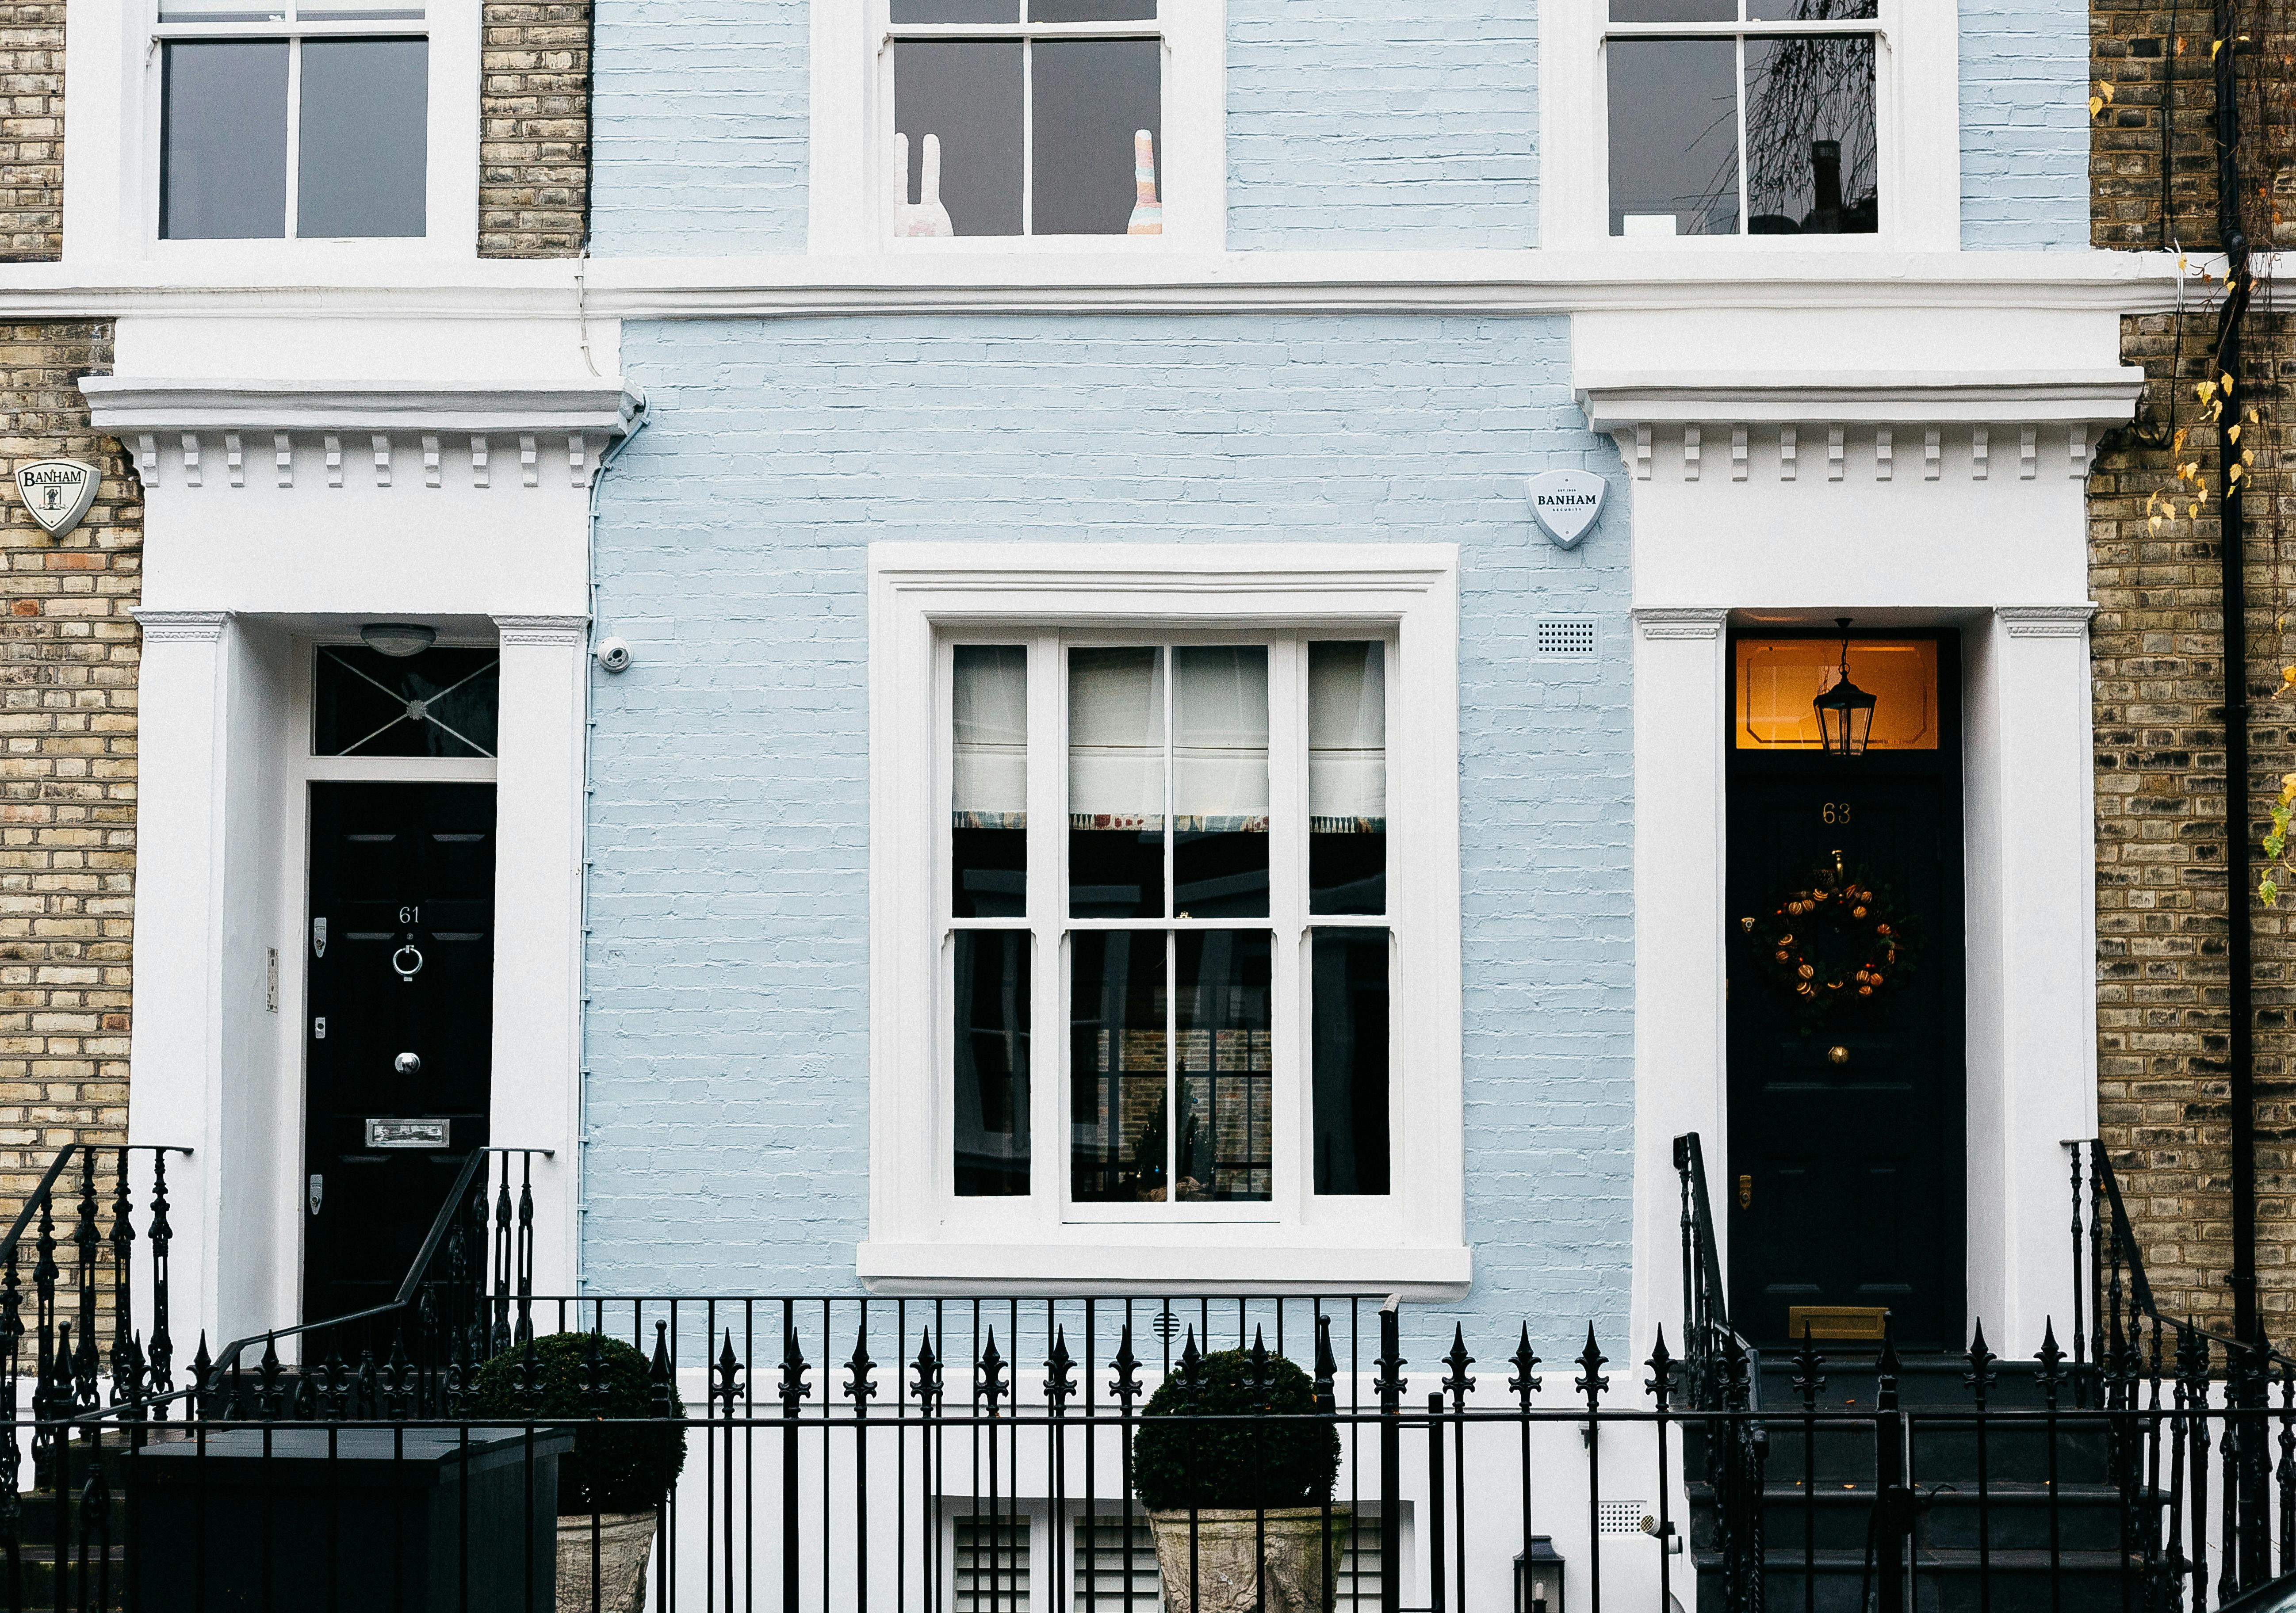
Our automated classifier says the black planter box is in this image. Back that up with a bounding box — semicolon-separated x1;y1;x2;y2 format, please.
126;1425;574;1611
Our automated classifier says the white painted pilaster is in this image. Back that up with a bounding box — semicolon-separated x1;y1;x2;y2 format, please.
1628;606;1731;1358
124;611;233;1338
490;614;591;1297
1964;606;2100;1353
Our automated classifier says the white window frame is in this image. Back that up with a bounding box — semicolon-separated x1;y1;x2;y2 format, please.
1538;0;1959;252
808;0;1225;255
864;543;1466;1297
61;0;480;265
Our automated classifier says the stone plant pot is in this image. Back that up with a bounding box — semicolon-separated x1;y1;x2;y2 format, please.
1148;1506;1352;1613
555;1510;657;1613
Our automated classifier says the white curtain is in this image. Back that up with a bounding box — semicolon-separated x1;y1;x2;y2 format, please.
1309;641;1385;824
953;645;1028;822
1174;646;1268;824
1068;647;1165;822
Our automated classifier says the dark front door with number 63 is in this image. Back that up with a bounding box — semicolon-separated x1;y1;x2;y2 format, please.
303;783;496;1324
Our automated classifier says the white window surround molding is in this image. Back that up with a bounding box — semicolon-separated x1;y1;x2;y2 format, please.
861;542;1467;1297
1540;0;1956;252
810;0;1226;255
60;0;481;267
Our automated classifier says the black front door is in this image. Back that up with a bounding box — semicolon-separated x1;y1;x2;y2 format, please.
302;783;497;1324
1726;638;1965;1350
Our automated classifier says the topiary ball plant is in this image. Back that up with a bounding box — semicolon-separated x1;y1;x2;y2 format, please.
471;1330;688;1516
1131;1345;1339;1513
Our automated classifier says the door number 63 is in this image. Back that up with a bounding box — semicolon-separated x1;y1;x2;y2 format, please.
1820;802;1852;825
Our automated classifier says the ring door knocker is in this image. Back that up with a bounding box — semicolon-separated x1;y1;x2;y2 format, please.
391;939;425;983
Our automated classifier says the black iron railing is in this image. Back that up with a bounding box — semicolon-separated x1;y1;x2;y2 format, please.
201;1146;552;1419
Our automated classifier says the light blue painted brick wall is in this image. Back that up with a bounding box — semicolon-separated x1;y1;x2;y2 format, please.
588;0;811;255
583;315;1632;1342
1959;0;2090;248
1225;0;1540;249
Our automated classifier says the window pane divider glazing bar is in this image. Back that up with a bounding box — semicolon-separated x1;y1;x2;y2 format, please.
1600;20;1883;35
282;35;302;238
153;20;427;36
1733;33;1747;237
884;23;1160;38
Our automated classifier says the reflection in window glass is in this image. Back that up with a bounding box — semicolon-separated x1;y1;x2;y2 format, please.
161;42;290;239
313;646;499;758
1610;0;1733;16
1309;642;1386;915
895;41;1025;236
1175;930;1271;1202
1744;35;1876;233
954;931;1030;1196
1606;38;1738;236
1172;647;1267;918
1748;0;1877;19
953;646;1028;918
1031;40;1161;236
1030;0;1154;17
892;0;1016;17
298;38;428;237
1069;648;1165;918
1313;929;1390;1196
1071;931;1168;1202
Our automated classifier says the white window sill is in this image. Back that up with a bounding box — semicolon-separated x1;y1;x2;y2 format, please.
856;1240;1473;1300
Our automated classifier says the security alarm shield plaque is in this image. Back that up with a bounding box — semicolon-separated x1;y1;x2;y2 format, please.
1527;468;1607;550
13;460;98;537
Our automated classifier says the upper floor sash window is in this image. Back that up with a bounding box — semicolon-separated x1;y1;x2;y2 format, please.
1605;0;1878;238
888;0;1165;238
158;0;428;240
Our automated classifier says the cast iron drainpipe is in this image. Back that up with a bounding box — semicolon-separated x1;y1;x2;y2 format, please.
2212;0;2258;1357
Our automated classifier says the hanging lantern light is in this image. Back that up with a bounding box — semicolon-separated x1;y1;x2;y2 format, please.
1811;616;1876;757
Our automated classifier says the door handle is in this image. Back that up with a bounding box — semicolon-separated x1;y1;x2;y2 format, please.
1737;1173;1753;1211
308;1173;324;1217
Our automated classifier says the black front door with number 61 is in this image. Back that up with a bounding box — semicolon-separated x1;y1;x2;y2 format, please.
302;783;496;1324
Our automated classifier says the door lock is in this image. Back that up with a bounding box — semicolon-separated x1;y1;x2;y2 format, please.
1737;1173;1753;1210
307;1174;324;1217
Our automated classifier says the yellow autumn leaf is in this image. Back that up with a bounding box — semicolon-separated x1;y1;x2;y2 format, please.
2214;37;2225;58
2091;96;2105;115
2231;424;2243;443
2199;380;2219;401
2176;427;2191;451
2231;462;2244;481
2223;372;2237;394
2153;514;2166;531
2192;502;2204;518
2245;447;2257;466
2103;80;2116;101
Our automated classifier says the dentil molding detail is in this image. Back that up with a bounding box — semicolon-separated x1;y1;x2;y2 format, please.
1632;607;1730;642
493;614;591;647
132;609;231;642
1998;604;2098;638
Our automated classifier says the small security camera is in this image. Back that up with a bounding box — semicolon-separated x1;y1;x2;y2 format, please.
596;637;632;674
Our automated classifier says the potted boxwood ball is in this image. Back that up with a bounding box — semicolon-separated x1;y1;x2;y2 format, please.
473;1330;687;1613
1132;1343;1346;1613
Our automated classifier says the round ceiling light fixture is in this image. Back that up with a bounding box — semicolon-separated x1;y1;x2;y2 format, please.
360;622;437;659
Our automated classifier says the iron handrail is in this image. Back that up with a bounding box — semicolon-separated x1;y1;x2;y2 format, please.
210;1145;549;1376
0;1143;189;1267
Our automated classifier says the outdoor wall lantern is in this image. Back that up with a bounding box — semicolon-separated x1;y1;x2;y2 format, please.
1513;1538;1565;1613
1811;616;1876;758
360;622;436;659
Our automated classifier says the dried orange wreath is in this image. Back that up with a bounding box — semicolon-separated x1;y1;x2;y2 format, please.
1745;866;1915;1024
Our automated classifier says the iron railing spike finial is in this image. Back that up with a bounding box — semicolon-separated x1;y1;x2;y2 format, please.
1441;1323;1476;1410
1644;1326;1674;1413
1313;1313;1337;1411
1043;1324;1074;1410
845;1323;878;1408
2036;1316;2066;1410
1576;1324;1610;1412
1110;1323;1141;1407
911;1327;942;1409
1965;1318;1998;1408
978;1326;1007;1413
1247;1324;1270;1392
1506;1323;1542;1407
1792;1319;1826;1411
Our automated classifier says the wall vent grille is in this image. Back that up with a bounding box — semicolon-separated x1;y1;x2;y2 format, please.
1599;1498;1653;1534
1537;618;1598;658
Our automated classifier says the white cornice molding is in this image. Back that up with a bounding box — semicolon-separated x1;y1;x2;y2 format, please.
1998;604;2098;638
1632;607;1730;641
81;378;639;437
132;608;230;642
0;248;2198;321
870;541;1459;603
1578;370;2148;432
493;613;590;647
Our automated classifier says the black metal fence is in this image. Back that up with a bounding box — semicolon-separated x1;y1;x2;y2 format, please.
7;1139;2296;1609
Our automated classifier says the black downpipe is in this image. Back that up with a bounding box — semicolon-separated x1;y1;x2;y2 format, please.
2212;0;2258;1357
